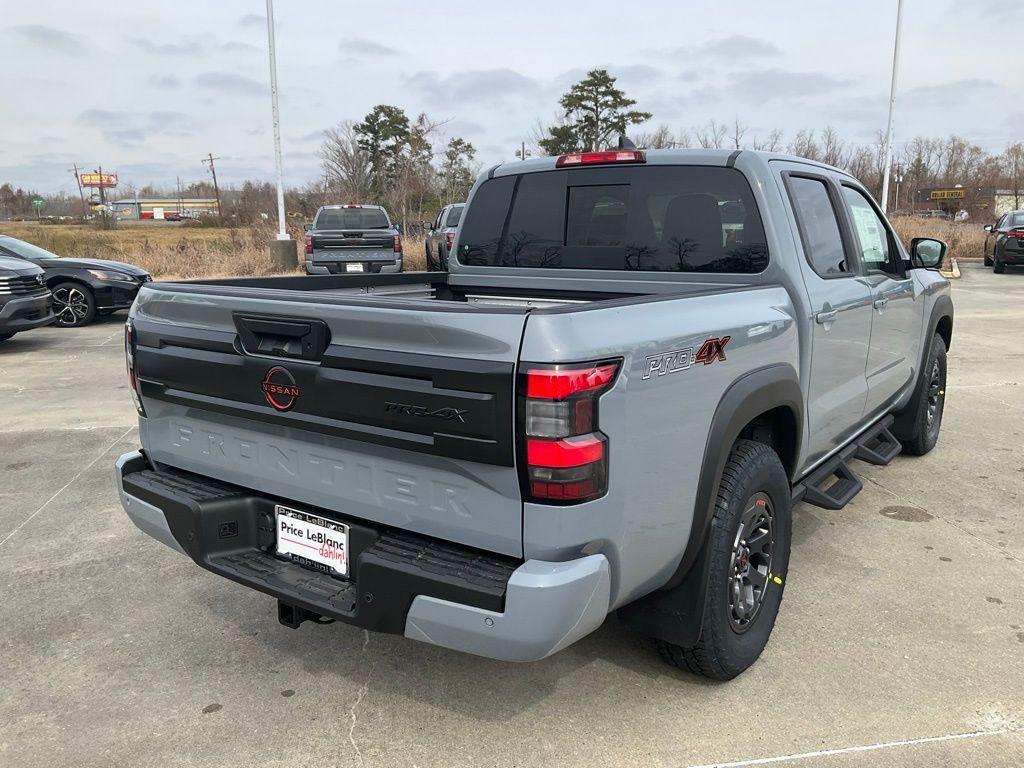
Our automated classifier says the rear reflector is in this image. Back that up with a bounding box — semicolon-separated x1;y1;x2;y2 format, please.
555;149;646;168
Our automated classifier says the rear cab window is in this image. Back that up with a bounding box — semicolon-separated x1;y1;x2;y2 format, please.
315;208;390;230
444;206;464;227
458;165;769;273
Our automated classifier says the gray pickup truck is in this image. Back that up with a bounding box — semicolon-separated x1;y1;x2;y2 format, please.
115;147;952;679
424;202;464;271
304;204;402;275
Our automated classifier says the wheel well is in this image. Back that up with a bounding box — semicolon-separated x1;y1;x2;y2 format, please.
737;406;799;480
935;315;952;352
47;277;92;293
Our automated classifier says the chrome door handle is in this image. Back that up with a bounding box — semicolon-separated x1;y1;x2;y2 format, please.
815;309;838;324
873;297;888;310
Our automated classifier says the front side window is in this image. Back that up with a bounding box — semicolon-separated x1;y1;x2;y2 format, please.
842;187;899;276
786;177;848;277
458;166;769;273
0;237;60;260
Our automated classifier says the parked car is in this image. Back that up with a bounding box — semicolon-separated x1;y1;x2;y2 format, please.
0;254;53;343
115;146;952;680
0;236;151;327
424;203;465;271
303;204;402;275
983;210;1024;272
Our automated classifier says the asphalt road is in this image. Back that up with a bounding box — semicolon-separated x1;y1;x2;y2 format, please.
1;263;1022;768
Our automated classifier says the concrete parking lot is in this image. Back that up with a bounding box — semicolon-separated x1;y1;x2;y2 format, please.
1;263;1022;768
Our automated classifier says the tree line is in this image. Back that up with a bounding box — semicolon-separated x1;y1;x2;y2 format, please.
3;68;1022;223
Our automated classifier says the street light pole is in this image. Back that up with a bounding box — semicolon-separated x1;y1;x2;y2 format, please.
880;0;904;214
265;0;293;270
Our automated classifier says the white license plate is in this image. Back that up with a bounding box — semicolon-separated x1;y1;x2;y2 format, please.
345;263;365;273
275;505;349;577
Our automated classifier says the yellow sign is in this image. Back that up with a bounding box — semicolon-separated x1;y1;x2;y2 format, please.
930;189;964;200
80;172;118;188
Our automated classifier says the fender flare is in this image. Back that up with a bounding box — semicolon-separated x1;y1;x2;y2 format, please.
617;363;802;647
893;292;953;438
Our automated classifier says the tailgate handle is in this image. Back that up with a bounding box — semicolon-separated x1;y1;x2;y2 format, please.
234;314;330;361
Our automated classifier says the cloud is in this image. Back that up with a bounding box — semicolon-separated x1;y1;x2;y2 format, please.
339;37;398;57
194;72;264;96
901;79;1003;107
2;24;82;54
147;75;181;88
406;69;539;106
125;36;203;55
75;109;198;145
690;35;781;60
222;40;261;54
723;69;849;101
238;13;266;29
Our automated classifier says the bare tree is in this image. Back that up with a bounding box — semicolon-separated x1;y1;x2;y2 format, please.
751;129;784;152
319;121;372;202
694;120;727;149
634;124;675;149
730;117;747;150
820;126;846;167
1003;142;1024;209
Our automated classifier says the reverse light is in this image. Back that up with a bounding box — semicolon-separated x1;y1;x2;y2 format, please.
519;359;620;504
555;149;646;168
124;321;145;417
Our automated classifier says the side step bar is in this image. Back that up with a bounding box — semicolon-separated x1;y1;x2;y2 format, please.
792;416;901;511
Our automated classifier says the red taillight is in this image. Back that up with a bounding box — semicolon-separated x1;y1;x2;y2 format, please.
1010;227;1024;239
125;322;145;416
393;234;402;253
519;359;620;504
305;234;313;254
446;231;455;250
555;149;645;168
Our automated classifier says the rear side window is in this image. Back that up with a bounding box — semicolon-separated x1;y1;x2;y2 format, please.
444;206;464;227
315;208;389;230
786;177;848;276
458;166;768;273
1009;212;1024;228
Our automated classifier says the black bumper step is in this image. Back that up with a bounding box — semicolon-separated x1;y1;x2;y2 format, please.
120;458;519;633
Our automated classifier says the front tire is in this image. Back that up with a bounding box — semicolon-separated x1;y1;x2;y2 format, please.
898;334;947;456
993;256;1005;274
0;332;14;343
51;282;97;327
983;251;993;267
654;439;791;680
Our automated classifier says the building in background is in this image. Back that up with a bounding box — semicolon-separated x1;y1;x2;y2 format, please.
111;198;219;221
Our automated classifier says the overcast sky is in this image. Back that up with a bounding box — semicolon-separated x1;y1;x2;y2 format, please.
1;0;1021;195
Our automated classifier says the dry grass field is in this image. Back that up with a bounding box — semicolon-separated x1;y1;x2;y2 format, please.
0;216;977;280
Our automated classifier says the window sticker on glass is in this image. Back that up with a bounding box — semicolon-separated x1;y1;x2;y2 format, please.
843;188;889;268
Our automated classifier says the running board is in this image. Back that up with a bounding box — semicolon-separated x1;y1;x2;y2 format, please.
854;416;901;466
792;416;900;511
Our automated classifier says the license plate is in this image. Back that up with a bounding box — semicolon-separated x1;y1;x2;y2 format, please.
346;263;365;273
275;505;349;577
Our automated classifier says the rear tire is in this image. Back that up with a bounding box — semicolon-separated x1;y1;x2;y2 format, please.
653;439;791;680
898;334;947;456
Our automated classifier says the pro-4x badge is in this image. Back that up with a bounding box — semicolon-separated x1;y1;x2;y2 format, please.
643;336;730;380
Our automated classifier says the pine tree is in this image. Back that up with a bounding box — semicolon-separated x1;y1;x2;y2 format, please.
539;69;651;155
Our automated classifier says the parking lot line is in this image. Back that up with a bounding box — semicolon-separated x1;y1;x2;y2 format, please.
687;727;1019;768
0;424;134;549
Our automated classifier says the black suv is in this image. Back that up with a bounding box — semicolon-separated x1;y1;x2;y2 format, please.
0;235;150;327
0;254;53;343
984;210;1024;273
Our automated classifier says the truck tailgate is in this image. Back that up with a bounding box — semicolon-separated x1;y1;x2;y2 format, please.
130;285;527;557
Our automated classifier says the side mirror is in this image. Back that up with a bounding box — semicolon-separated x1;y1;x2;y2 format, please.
910;237;946;270
983;224;994;232
303;223;312;232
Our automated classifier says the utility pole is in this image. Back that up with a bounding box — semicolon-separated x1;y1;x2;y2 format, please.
96;166;109;228
880;0;905;214
202;153;221;220
69;163;87;218
515;142;531;161
265;0;294;270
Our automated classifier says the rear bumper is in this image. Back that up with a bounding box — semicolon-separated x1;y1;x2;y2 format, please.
115;451;609;662
94;280;143;310
305;258;402;275
0;292;54;332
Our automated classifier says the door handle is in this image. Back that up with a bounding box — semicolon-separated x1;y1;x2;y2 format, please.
873;297;888;310
815;309;838;325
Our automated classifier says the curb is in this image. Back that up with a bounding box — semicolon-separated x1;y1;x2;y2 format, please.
940;258;960;279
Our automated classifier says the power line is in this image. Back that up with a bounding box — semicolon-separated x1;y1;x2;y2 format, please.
202;153;221;219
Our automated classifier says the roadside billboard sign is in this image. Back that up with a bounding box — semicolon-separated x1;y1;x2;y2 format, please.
80;172;119;188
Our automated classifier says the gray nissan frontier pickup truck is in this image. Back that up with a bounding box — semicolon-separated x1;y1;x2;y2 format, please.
115;146;953;679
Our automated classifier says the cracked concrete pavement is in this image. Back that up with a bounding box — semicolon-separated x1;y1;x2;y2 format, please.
0;263;1021;767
